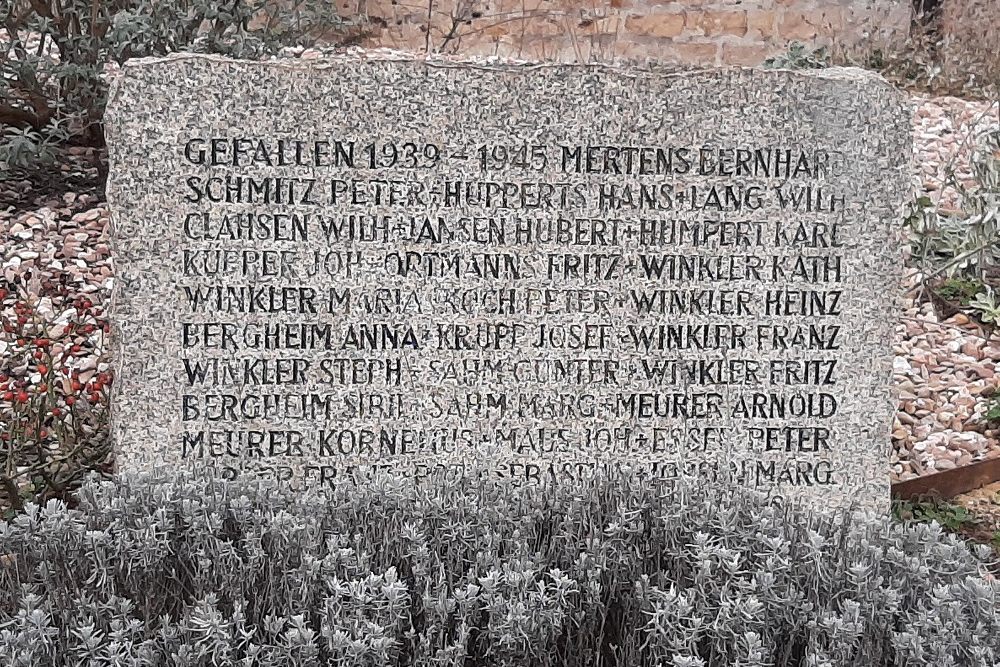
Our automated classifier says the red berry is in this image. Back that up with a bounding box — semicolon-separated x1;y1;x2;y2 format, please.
17;316;27;326
38;430;47;439
33;350;44;360
37;383;47;392
89;393;100;403
71;381;83;392
35;338;50;347
51;407;61;417
16;391;28;403
71;345;82;354
65;396;76;406
2;391;12;401
37;364;48;375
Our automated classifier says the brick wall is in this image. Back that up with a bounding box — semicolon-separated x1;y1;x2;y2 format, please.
338;0;911;65
936;0;999;86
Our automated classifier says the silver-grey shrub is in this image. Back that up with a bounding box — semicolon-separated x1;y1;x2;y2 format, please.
0;472;997;666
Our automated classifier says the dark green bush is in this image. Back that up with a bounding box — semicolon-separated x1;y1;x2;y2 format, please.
1;472;998;666
0;0;343;174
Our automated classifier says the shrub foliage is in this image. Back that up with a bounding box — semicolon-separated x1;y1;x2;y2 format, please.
0;284;112;517
0;0;341;172
0;472;998;666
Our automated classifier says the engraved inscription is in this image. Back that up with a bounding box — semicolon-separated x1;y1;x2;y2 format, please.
107;59;908;509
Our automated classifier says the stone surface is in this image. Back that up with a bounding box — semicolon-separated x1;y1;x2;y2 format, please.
105;53;910;508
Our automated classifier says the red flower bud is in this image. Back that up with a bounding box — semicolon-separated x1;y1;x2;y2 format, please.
33;350;44;360
37;364;48;375
16;391;28;403
35;338;50;347
37;383;47;392
2;391;12;401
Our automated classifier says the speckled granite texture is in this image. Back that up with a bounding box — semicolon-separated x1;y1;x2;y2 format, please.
106;53;910;510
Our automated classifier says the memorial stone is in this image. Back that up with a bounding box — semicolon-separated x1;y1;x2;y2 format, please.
106;53;910;509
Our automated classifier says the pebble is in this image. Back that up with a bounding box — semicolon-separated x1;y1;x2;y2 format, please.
912;95;999;210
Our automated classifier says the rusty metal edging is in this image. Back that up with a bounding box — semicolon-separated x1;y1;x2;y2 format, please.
891;458;1000;501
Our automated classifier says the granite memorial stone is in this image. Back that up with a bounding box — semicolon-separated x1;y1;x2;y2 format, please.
106;53;910;508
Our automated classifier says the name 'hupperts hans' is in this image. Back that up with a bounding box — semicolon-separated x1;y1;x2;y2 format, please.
180;137;843;210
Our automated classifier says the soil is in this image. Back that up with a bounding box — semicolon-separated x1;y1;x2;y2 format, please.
953;481;1000;549
2;148;105;214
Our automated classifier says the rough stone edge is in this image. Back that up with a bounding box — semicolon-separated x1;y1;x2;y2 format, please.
104;69;125;475
102;49;914;180
106;48;907;98
104;50;912;163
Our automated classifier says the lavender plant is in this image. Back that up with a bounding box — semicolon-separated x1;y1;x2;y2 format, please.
0;471;997;666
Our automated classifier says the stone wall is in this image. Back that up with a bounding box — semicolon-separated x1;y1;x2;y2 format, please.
338;0;911;65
